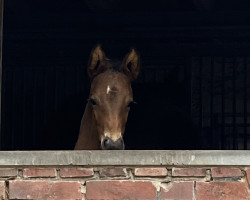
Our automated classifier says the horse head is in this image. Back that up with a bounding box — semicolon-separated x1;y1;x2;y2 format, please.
75;45;140;150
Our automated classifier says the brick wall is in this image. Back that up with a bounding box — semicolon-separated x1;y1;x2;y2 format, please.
0;151;248;200
0;166;249;199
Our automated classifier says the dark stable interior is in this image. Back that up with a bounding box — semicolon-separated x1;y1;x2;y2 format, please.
2;0;250;150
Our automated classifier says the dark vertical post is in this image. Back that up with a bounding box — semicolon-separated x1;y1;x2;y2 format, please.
244;57;248;149
0;0;3;149
199;56;203;143
232;58;237;149
210;57;214;148
185;57;192;114
221;58;225;149
153;68;156;83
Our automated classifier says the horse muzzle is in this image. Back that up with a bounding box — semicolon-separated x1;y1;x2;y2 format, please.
101;136;125;150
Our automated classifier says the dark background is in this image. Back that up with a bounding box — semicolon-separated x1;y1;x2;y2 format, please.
2;0;250;150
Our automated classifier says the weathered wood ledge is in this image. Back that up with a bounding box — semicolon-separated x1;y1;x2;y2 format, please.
0;150;249;166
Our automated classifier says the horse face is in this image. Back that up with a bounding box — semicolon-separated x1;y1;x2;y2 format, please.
87;45;140;150
89;72;133;150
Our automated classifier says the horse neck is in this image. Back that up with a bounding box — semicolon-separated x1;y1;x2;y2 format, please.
74;102;100;150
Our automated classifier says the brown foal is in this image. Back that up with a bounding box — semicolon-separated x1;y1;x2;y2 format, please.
74;45;140;150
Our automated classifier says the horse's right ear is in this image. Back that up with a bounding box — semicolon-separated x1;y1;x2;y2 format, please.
88;45;108;79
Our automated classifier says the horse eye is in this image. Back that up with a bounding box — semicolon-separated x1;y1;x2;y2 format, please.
89;98;97;106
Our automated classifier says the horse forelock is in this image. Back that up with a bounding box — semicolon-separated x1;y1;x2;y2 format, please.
103;59;122;72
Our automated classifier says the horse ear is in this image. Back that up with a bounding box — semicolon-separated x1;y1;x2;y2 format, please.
88;45;108;79
121;48;140;81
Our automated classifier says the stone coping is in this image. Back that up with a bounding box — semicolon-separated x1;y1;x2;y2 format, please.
0;150;249;166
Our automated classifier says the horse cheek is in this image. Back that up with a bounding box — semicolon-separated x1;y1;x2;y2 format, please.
92;109;104;138
121;111;129;136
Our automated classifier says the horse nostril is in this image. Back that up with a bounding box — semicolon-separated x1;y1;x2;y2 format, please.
117;137;125;150
103;138;109;145
102;137;111;149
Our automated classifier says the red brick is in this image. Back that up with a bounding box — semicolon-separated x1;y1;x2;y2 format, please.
9;180;82;200
60;167;94;178
86;180;157;200
196;181;250;200
161;181;194;200
0;181;5;200
211;167;243;178
134;168;167;177
0;168;18;177
99;168;127;178
172;168;206;177
246;168;250;187
23;168;56;178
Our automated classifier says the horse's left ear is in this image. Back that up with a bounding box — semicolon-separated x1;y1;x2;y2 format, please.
121;48;140;81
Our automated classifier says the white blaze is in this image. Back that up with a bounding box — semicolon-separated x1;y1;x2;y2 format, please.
107;85;111;94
